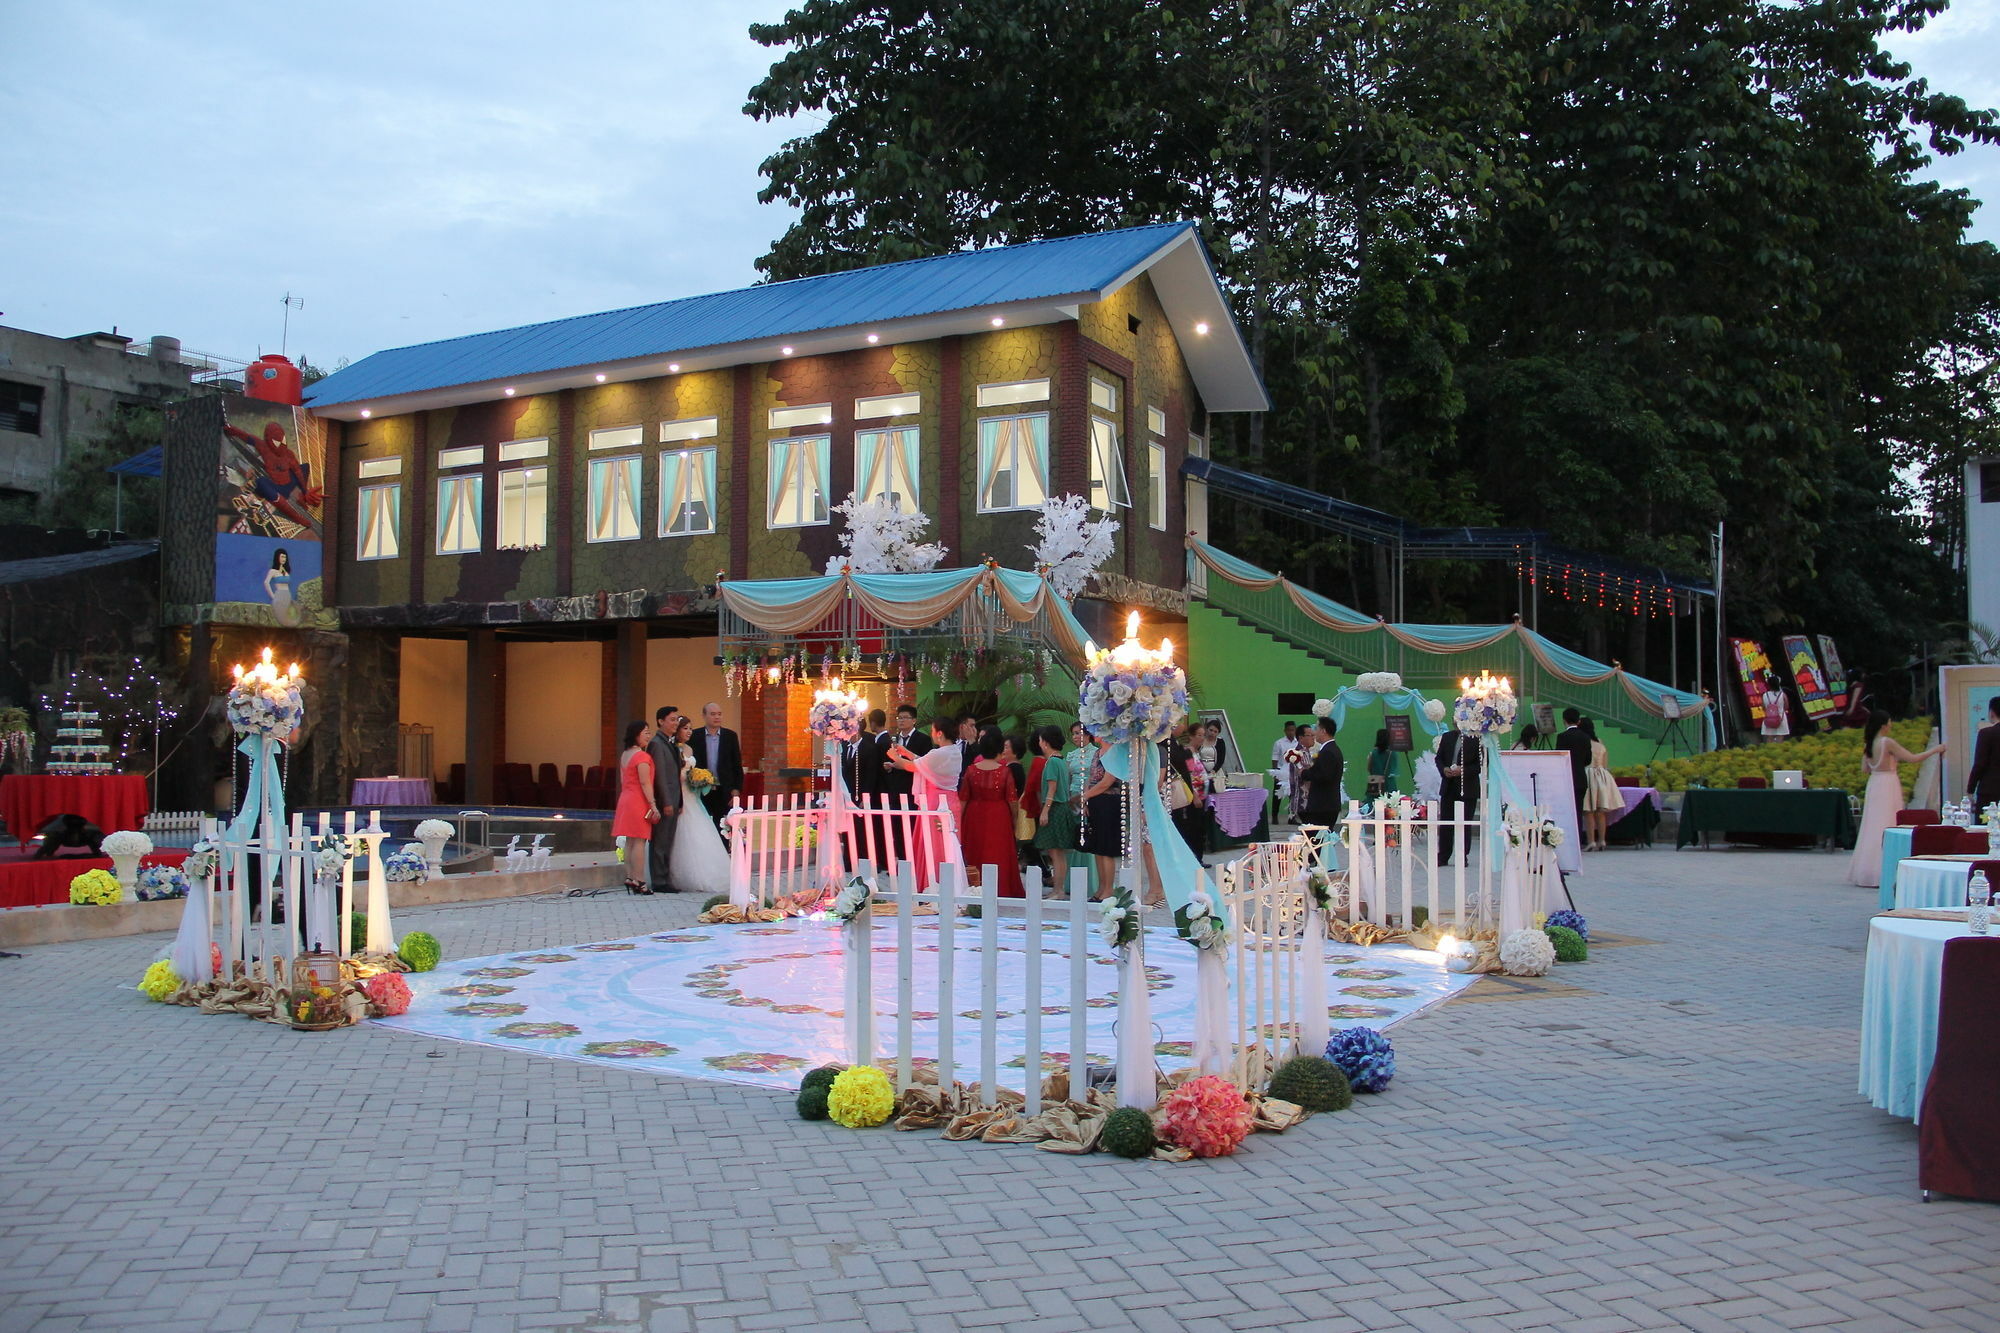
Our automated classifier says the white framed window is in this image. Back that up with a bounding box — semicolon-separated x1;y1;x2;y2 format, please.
659;447;717;536
855;427;919;511
436;474;483;554
767;435;831;527
437;445;484;470
357;456;402;479
976;379;1049;408
588;455;644;542
499;437;548;462
589;425;644;452
768;402;833;430
356;483;401;560
855;391;920;420
660;416;718;443
497;466;547;548
1188;432;1208;460
1147;405;1167;436
1089;377;1119;413
976;414;1049;512
1088;416;1131;512
1147;443;1167;530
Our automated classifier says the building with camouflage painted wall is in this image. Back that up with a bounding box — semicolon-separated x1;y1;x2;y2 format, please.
304;224;1265;804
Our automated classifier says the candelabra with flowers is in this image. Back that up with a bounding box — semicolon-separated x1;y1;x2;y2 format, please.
808;678;868;905
1454;670;1530;932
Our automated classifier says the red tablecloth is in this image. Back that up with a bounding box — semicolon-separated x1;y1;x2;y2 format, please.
0;774;150;844
0;849;189;909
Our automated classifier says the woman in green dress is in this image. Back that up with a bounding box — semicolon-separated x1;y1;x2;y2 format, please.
1366;727;1399;800
1034;724;1081;894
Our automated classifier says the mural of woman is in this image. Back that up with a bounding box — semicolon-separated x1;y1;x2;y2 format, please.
265;548;298;626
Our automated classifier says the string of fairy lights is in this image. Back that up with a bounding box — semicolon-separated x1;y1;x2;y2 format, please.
35;656;181;776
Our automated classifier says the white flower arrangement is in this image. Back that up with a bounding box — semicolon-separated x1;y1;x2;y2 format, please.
1175;886;1229;952
134;864;190;900
1031;494;1119;601
182;838;219;881
807;685;867;743
101;830;153;858
313;837;356;880
1311;698;1335;719
823;494;946;575
1422;698;1447;724
1452;671;1517;735
1097;885;1139;950
1498;928;1555;977
226;652;305;742
414;819;456;841
829;873;873;924
382;845;430;883
1354;672;1403;693
1077;630;1187;746
1540;819;1566;848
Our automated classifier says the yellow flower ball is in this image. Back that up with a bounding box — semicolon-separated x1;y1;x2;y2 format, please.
826;1065;896;1128
69;868;121;905
138;959;180;1002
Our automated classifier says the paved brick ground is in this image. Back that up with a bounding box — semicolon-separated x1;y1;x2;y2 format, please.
4;848;1998;1331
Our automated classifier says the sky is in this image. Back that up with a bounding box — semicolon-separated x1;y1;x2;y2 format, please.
2;0;1997;371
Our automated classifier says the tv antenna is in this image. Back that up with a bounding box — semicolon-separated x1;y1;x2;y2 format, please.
280;293;304;355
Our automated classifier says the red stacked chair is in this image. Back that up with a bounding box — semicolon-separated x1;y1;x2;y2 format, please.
1955;829;1992;855
1919;937;2000;1201
561;765;586;808
1911;825;1964;858
535;763;562;808
1897;809;1940;826
1736;776;1768;789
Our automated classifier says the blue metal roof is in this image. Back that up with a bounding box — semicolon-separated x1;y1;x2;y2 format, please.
307;222;1202;409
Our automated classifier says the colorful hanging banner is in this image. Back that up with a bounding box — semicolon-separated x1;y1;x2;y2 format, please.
1782;635;1835;724
1816;635;1848;711
1730;639;1773;725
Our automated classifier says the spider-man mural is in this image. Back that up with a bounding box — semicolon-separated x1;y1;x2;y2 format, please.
221;414;323;537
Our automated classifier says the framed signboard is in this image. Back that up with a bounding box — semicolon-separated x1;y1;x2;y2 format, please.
1383;714;1413;753
1532;703;1557;738
1939;665;2000;803
1730;638;1773;725
1782;635;1835;725
1817;635;1848;711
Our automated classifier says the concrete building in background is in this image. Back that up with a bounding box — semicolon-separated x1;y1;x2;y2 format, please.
0;324;202;508
1970;456;2000;637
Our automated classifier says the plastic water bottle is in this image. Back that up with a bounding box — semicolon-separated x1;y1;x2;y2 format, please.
1968;870;1992;936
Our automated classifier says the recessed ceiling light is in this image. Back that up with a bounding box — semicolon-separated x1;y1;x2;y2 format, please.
359;409;371;418
1194;321;1210;336
781;345;794;356
504;387;516;396
668;362;680;372
990;316;1005;327
594;372;607;383
865;334;879;344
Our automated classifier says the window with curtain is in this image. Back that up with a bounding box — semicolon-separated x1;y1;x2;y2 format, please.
588;455;644;542
356;483;401;560
1088;416;1131;512
497;466;548;548
436;474;483;554
977;413;1049;512
855;427;919;511
767;435;831;527
1147;443;1167;530
659;446;717;536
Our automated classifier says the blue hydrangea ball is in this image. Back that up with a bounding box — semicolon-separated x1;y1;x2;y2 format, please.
1544;909;1589;941
1324;1026;1396;1094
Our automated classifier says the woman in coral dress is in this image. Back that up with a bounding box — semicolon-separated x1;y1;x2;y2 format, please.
1847;710;1946;888
890;716;963;889
610;718;660;894
958;727;1024;897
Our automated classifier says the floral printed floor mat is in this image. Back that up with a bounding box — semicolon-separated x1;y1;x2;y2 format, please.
372;918;1480;1092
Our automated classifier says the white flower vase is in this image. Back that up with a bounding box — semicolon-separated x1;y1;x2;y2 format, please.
110;853;142;901
418;832;450;870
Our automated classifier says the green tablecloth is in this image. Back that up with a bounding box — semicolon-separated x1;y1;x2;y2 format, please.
1675;788;1856;849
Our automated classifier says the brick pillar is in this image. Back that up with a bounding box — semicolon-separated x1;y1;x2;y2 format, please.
1055;321;1087;499
612;621;647;768
939;336;962;558
729;364;754;580
465;629;499;803
320;417;342;608
410;413;431;605
554;389;576;596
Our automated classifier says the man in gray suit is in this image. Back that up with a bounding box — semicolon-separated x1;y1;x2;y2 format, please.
646;704;682;892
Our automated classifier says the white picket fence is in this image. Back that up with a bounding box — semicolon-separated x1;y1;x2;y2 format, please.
726;794;960;910
1214;838;1321;1089
190;811;396;983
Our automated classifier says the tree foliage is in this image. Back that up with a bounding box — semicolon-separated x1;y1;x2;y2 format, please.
745;0;1998;699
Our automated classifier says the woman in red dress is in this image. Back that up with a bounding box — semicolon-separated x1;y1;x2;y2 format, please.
958;726;1023;897
610;718;660;894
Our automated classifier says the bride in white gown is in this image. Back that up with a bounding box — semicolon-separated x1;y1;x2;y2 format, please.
668;717;731;896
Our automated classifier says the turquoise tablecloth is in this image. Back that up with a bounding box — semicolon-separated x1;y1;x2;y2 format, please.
1895;859;1975;911
1860;915;1975;1121
1878;826;1913;911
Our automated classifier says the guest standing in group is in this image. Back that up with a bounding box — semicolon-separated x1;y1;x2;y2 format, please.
1556;708;1591;821
1580;718;1622;851
646;705;681;892
1199;720;1226;786
1968;695;2000;816
880;704;932;868
611;719;661;894
957;727;1023;896
1287;719;1315;822
853;707;889;869
1298;717;1346;828
1848;710;1947;888
1434;725;1481;865
890;716;962;887
691;702;742;831
1079;734;1125;900
1760;674;1791;742
1168;720;1205;856
1032;725;1080;895
1366;727;1398;800
1270;721;1297;817
1002;732;1032;870
1013;731;1043;873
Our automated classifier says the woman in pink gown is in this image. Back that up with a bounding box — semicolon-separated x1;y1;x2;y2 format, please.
1847;709;1946;888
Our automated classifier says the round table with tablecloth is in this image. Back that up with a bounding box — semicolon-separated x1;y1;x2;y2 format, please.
0;774;150;845
350;776;435;807
1893;859;1979;912
1860;914;1981;1121
1205;786;1270;840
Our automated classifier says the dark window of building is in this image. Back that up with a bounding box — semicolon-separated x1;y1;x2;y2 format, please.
1277;692;1316;716
1982;461;2000;503
0;380;44;435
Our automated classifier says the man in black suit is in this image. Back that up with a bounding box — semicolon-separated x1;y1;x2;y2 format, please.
1434;727;1482;865
1555;707;1590;819
1969;695;2000;815
1298;717;1346;827
691;701;743;832
850;708;888;869
646;704;682;891
876;704;931;868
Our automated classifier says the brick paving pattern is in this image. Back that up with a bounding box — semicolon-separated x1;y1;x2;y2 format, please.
4;849;1999;1331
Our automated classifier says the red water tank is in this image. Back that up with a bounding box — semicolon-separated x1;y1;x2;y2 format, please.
245;354;303;405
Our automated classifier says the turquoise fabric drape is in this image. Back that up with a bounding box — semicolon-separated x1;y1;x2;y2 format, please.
1101;738;1227;941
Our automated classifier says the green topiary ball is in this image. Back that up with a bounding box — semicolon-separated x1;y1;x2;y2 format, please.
796;1084;830;1120
346;912;367;953
802;1064;844;1091
1411;906;1429;929
1544;924;1587;963
1267;1055;1354;1113
702;893;730;911
398;931;442;972
1101;1106;1157;1159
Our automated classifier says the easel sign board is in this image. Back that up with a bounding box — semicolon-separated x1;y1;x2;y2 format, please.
1532;702;1557;736
1939;665;2000;802
1384;714;1413;753
1497;750;1583;875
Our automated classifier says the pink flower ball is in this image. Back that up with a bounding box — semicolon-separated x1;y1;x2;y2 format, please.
363;971;412;1017
1157;1074;1254;1158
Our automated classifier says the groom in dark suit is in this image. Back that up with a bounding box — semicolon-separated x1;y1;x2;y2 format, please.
1969;695;2000;815
646;704;681;891
692;701;743;832
1434;728;1482;865
1298;717;1346;826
